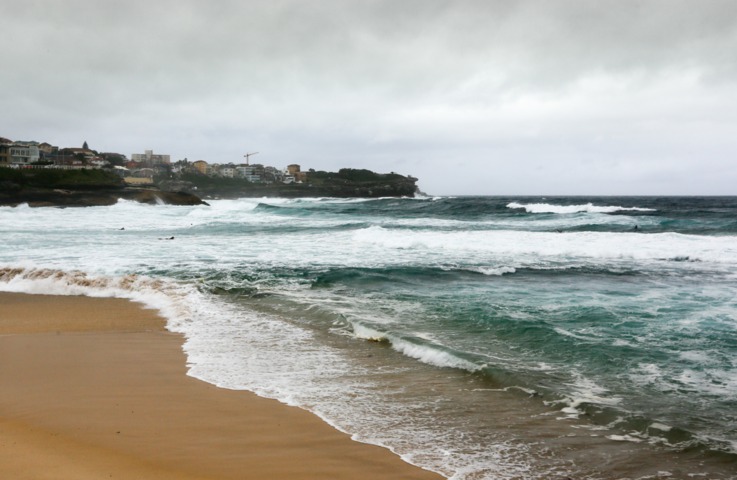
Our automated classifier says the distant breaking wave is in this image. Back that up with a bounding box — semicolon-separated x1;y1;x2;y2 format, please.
507;202;656;214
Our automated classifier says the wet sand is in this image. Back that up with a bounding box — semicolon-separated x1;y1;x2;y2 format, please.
0;292;443;479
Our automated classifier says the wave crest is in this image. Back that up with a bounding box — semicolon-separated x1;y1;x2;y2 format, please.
351;320;483;372
0;266;193;326
507;202;656;214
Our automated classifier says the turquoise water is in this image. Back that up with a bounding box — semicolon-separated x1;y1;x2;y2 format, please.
1;196;736;479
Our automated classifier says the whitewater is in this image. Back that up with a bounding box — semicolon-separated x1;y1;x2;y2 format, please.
2;196;736;479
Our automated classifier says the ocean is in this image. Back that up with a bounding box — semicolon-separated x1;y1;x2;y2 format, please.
1;195;736;479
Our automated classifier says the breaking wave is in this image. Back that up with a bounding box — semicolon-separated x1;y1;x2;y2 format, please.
507;202;656;214
0;266;196;330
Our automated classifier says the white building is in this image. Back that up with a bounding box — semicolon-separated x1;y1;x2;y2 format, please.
9;142;40;165
219;166;237;178
131;150;170;166
236;165;263;182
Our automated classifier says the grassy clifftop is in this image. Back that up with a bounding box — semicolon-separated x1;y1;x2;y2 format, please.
173;168;418;198
0;166;419;205
0;167;204;207
309;168;409;183
0;167;124;190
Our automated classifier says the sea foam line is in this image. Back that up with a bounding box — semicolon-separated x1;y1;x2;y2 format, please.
351;321;483;373
507;202;656;214
0;266;196;329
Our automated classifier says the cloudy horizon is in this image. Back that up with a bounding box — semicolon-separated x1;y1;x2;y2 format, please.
3;0;736;195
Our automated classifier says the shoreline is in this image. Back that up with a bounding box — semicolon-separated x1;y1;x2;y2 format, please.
0;292;443;479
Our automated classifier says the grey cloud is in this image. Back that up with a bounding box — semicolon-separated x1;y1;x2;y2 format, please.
2;0;737;194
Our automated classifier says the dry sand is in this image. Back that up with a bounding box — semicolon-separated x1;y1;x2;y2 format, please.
0;292;443;480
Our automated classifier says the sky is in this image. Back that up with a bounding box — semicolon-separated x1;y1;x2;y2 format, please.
2;0;736;195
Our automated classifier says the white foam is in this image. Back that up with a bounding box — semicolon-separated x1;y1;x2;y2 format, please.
650;422;673;432
675;368;737;398
558;374;622;418
3;199;737;279
507;202;656;214
632;363;664;384
469;266;517;276
678;350;714;364
606;434;645;443
349;226;737;272
0;267;195;326
3;198;737;478
554;327;595;341
351;322;388;342
389;337;483;372
506;386;539;396
0;266;535;479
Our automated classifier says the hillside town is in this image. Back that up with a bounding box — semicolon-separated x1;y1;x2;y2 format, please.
0;137;420;205
0;137;308;185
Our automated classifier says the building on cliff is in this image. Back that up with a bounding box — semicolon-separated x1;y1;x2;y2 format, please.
192;160;209;174
6;141;40;165
285;164;307;183
0;138;11;165
131;150;170;167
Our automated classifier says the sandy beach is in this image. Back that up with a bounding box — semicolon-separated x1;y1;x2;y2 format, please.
0;292;443;480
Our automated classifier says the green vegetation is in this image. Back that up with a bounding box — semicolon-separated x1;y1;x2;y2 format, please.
308;168;406;184
0;165;418;204
0;167;123;189
177;172;254;193
170;168;418;198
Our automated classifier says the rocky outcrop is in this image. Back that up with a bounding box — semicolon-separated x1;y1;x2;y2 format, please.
0;166;419;206
0;166;207;207
188;183;418;199
120;188;207;206
0;185;207;207
176;169;420;199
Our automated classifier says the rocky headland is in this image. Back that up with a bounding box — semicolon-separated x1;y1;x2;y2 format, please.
0;167;419;207
161;168;418;199
0;168;206;207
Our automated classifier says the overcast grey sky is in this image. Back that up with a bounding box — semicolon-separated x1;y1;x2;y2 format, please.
2;0;736;195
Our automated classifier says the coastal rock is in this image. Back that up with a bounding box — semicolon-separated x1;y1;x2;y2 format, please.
0;187;206;208
0;166;417;206
121;189;208;206
158;179;197;194
180;175;419;199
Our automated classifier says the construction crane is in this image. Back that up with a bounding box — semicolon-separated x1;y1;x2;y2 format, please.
243;152;259;165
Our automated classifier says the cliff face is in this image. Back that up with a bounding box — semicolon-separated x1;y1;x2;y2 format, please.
302;169;419;197
170;182;417;199
163;168;419;199
0;185;207;208
0;166;419;207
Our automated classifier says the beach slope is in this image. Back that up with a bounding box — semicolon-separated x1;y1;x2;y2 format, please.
0;292;442;480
